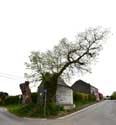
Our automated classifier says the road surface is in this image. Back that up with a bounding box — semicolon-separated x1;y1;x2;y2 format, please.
0;100;116;125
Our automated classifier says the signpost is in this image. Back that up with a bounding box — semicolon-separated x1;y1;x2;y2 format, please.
44;89;47;117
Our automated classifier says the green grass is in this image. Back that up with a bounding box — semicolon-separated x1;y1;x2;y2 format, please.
3;101;96;118
6;103;45;117
53;101;96;118
75;101;96;110
6;103;64;118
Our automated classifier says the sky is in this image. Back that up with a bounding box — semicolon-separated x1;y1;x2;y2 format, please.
0;0;116;96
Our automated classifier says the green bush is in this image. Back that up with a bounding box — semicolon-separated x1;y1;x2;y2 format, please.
31;92;38;103
41;72;58;102
0;92;38;106
74;92;83;101
111;92;116;100
7;103;37;117
17;103;36;116
46;102;64;116
88;94;96;102
74;92;96;104
4;95;19;105
7;102;64;118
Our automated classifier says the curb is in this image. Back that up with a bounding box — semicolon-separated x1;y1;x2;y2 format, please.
0;101;105;121
57;101;104;119
23;117;47;121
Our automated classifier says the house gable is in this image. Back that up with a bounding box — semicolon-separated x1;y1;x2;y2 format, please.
71;80;91;94
56;78;73;106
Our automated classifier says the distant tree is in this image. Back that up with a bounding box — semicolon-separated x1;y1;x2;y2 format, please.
111;92;116;100
25;27;109;102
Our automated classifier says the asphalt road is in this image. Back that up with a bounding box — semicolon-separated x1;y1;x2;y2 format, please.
0;100;116;125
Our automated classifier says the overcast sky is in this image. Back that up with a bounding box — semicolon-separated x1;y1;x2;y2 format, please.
0;0;116;96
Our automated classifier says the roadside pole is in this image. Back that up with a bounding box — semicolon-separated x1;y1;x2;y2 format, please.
44;89;47;117
19;95;21;104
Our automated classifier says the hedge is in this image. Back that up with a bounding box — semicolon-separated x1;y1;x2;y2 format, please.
31;92;38;103
0;92;39;106
4;95;19;105
73;92;96;103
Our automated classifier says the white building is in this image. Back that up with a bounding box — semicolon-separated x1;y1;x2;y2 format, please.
56;78;74;109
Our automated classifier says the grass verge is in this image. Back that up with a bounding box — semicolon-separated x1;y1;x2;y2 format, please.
4;101;97;118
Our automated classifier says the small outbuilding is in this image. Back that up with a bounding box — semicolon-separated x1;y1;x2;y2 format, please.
56;78;74;109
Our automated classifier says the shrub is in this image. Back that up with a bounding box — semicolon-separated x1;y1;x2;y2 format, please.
1;92;38;106
111;92;116;100
46;102;64;116
73;92;96;104
88;94;96;102
4;95;19;105
7;101;64;118
74;92;81;101
31;92;38;103
41;72;58;102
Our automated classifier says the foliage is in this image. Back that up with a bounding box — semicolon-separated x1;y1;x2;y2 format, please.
88;94;96;101
73;92;96;105
4;95;19;105
41;72;58;102
31;92;38;103
111;91;116;100
6;100;95;118
7;102;64;118
0;93;39;106
25;27;109;83
7;103;36;117
45;102;64;116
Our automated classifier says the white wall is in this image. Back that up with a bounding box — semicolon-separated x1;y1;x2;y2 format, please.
56;85;73;105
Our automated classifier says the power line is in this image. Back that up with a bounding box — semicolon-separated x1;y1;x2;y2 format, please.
0;72;24;78
0;72;24;80
0;75;19;80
